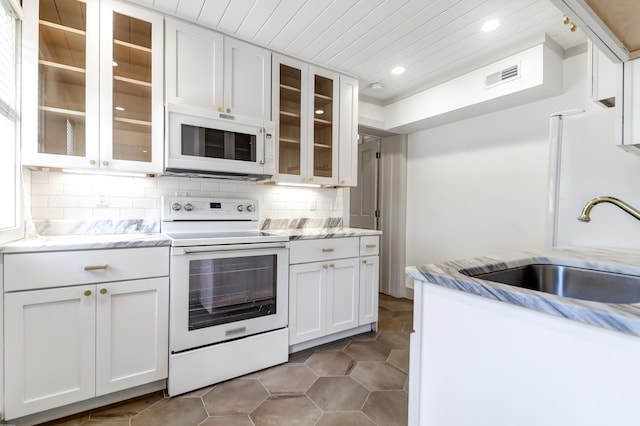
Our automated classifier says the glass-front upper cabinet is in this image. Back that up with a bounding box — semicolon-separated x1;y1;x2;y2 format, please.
273;54;339;185
22;0;163;173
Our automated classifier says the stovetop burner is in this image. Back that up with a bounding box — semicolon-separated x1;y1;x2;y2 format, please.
160;196;288;246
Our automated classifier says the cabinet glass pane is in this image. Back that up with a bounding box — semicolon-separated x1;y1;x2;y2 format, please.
279;64;301;176
37;0;86;156
313;75;333;178
111;12;152;162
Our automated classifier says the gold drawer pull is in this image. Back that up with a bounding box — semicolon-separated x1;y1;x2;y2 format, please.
362;259;368;264
84;290;92;297
322;248;335;253
84;264;108;271
366;244;377;248
322;264;329;269
100;288;107;295
329;263;335;268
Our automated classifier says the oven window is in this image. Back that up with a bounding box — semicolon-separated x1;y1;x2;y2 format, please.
181;124;256;162
188;254;277;330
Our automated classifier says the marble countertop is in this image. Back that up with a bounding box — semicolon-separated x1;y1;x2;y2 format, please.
1;233;171;254
406;246;640;338
270;227;382;240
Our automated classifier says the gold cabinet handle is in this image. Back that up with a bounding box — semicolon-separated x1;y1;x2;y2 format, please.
365;244;377;248
100;288;107;295
84;290;92;296
329;263;335;268
102;160;109;167
322;248;335;253
217;106;222;112
362;259;368;264
89;159;96;165
226;107;231;113
84;264;108;271
322;264;328;269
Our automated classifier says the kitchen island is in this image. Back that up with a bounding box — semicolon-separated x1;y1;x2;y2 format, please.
406;247;640;426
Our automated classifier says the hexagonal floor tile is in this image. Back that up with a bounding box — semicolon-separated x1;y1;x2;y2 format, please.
90;391;164;420
131;396;208;426
306;351;355;376
307;376;369;411
387;348;409;373
344;340;391;361
250;395;321;426
377;317;406;332
362;391;408;426
259;364;318;394
199;415;254;426
316;412;376;426
376;332;410;350
202;378;269;416
350;361;407;391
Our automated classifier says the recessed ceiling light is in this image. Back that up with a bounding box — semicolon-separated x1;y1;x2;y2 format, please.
482;19;500;32
368;82;384;90
391;66;405;75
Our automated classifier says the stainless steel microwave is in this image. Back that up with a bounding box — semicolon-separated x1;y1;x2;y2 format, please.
165;104;275;179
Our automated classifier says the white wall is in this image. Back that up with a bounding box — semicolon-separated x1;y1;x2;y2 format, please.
28;172;344;223
405;52;598;266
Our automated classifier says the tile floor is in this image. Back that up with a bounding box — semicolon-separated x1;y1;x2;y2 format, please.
43;294;413;426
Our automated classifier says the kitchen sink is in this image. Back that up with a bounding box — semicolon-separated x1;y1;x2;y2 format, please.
466;264;640;304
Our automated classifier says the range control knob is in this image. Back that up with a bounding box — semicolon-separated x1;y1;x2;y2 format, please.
237;205;244;212
247;204;255;213
171;202;182;211
184;203;193;211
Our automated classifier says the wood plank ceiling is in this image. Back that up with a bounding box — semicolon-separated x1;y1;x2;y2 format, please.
127;0;587;105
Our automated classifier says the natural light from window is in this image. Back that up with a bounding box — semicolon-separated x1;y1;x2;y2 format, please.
0;0;22;244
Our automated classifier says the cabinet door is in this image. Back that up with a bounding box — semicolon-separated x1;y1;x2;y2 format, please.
309;66;340;186
289;262;327;345
5;286;96;419
359;256;380;325
326;258;359;334
95;277;169;395
99;0;164;173
273;54;309;184
165;18;224;111
338;75;359;186
224;37;271;120
21;0;100;169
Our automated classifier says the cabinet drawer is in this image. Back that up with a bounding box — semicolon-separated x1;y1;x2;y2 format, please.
4;247;169;291
290;238;359;264
360;236;380;256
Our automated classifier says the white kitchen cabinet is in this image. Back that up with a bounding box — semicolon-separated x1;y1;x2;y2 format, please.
338;75;359;187
289;262;326;344
21;0;164;173
3;247;169;420
165;18;271;120
289;258;359;345
5;286;96;419
289;236;379;349
273;54;340;186
359;256;380;325
587;41;621;108
359;236;380;325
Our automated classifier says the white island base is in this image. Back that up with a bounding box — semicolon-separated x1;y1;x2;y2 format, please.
409;282;640;426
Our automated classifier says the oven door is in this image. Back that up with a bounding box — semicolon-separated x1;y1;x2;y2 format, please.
170;242;288;353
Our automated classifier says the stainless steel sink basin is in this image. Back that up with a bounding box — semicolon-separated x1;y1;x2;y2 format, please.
467;264;640;304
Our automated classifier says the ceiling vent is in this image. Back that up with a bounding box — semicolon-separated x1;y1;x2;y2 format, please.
484;64;520;88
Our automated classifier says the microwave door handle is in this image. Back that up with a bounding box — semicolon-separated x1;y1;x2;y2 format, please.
260;128;265;165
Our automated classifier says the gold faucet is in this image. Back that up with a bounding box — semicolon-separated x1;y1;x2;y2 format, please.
578;196;640;222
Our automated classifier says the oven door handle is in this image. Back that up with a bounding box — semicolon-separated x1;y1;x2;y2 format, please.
177;242;289;255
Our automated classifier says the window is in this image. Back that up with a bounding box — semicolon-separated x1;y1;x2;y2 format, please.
0;0;22;244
